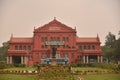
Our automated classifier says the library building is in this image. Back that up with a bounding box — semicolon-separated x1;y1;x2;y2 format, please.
7;18;102;66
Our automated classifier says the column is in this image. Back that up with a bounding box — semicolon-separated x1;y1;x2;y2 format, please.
6;56;9;64
21;56;24;64
97;56;100;63
9;56;12;64
86;55;89;63
100;56;103;63
83;56;85;63
24;56;28;65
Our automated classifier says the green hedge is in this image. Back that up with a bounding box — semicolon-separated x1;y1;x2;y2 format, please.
70;63;120;71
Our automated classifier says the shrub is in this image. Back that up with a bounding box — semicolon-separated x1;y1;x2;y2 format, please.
14;64;26;67
0;62;6;69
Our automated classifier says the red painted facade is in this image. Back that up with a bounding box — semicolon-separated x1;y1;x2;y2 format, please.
7;18;102;66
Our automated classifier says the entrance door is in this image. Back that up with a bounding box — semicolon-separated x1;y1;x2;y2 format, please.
13;56;21;64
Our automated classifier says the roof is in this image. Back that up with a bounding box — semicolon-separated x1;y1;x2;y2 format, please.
76;37;100;43
34;18;76;33
10;37;33;43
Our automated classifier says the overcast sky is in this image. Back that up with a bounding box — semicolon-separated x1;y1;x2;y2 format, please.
0;0;120;46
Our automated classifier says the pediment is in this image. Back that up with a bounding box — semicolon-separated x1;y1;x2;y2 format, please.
34;19;76;33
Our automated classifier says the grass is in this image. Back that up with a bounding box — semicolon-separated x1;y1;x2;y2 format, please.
2;67;36;71
0;67;119;80
73;67;108;71
76;74;120;80
0;74;37;80
0;74;120;80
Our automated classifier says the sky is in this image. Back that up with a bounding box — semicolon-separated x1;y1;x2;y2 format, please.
0;0;120;46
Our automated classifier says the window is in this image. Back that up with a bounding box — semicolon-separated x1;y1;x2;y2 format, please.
28;46;31;50
51;37;53;41
41;45;44;48
41;37;47;42
36;53;39;58
45;37;47;41
92;45;95;50
53;37;56;41
72;46;75;48
64;53;68;58
79;46;82;50
19;45;22;50
66;45;69;48
23;46;26;50
42;53;47;59
15;45;18;50
88;45;90;50
45;45;47;48
84;45;86;50
66;37;69;41
57;37;60;41
71;53;74;58
29;56;32;60
41;45;47;48
41;37;44;41
63;45;65;48
63;37;69;42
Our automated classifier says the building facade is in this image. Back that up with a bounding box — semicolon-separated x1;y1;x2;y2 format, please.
7;18;102;66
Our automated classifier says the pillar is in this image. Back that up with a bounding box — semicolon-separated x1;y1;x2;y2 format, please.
97;56;100;63
83;56;85;63
21;56;24;64
86;55;89;63
24;56;28;65
9;56;12;64
100;56;103;63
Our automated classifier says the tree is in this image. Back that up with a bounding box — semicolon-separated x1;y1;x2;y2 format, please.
0;41;9;61
114;38;120;62
118;31;120;38
105;32;116;48
102;31;120;63
101;46;114;62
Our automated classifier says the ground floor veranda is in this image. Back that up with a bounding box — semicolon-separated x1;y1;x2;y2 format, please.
6;54;103;66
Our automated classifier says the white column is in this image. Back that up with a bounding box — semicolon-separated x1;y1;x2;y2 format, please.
86;55;89;63
83;56;85;63
9;56;12;64
97;56;100;63
24;56;28;65
6;56;9;64
100;56;103;63
21;56;24;64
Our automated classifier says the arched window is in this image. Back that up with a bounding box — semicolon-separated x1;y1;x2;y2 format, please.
19;45;22;50
36;53;39;58
92;45;95;50
79;46;82;50
28;46;31;50
42;53;47;59
88;45;90;50
57;37;60;41
15;45;18;50
23;46;26;50
71;53;74;58
84;45;86;50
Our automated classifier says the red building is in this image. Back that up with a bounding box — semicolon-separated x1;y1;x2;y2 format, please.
7;18;102;66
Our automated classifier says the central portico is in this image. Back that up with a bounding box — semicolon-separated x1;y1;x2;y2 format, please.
44;40;67;65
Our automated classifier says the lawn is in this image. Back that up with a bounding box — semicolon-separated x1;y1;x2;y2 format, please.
75;74;120;80
2;67;36;71
72;67;109;71
0;67;119;80
0;74;120;80
0;74;37;80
